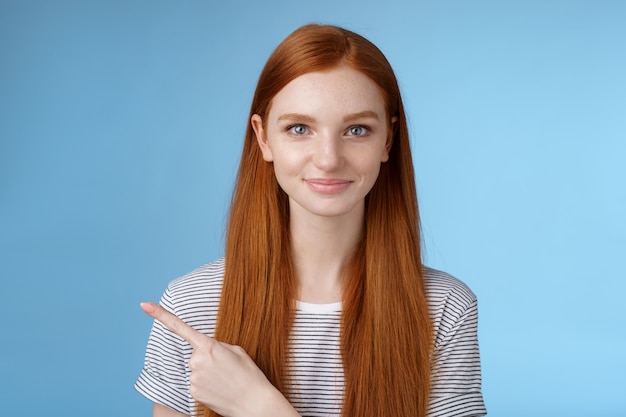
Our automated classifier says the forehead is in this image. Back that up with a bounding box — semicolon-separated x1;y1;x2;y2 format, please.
268;66;387;119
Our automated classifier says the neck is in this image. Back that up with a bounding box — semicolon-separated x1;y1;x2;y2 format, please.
289;204;364;304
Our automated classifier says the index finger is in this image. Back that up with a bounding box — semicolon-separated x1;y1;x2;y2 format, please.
140;301;209;349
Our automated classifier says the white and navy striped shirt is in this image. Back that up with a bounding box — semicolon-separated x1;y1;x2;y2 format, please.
135;258;486;417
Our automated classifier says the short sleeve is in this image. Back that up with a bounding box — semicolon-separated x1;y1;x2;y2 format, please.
426;271;487;417
135;260;224;415
134;286;194;415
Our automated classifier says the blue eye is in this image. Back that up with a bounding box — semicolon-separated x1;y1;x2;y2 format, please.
348;125;368;136
288;124;308;135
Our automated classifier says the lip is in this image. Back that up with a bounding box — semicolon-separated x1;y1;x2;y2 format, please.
305;178;352;194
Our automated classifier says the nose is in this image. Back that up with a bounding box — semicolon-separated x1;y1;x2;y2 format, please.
312;132;343;171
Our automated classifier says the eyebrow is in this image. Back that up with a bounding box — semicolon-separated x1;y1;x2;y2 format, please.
277;113;316;123
276;111;380;123
343;111;380;122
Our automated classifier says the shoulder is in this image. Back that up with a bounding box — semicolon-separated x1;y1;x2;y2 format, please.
161;257;225;336
423;266;478;312
422;266;480;346
167;257;225;295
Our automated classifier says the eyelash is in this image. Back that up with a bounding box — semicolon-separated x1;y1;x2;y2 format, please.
287;124;309;135
346;125;370;136
286;124;371;136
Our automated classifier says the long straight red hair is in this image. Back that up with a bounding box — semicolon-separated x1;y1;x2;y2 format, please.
202;24;433;417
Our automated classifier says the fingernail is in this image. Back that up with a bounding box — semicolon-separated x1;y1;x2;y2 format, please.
140;302;156;313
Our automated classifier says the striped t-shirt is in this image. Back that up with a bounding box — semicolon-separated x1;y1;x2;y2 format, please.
135;258;487;417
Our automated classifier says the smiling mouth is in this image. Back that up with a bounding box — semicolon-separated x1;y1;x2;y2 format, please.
305;178;352;194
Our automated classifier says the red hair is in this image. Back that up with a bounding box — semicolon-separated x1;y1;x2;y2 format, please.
203;24;433;417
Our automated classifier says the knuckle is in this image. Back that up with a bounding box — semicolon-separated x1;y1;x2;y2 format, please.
188;357;197;371
189;383;198;399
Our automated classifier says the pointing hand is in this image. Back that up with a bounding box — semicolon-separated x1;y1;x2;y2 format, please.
140;302;298;417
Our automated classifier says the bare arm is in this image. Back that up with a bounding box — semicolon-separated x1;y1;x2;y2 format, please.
153;403;188;417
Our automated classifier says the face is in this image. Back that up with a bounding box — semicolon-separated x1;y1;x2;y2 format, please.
251;65;394;221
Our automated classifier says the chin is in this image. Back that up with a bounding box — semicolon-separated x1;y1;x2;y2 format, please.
305;203;364;219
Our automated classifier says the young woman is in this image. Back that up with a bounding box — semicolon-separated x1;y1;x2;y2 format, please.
136;24;486;417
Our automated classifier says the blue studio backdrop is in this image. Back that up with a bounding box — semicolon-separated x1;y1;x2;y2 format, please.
1;1;624;416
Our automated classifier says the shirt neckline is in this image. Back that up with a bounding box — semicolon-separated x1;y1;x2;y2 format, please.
296;300;342;314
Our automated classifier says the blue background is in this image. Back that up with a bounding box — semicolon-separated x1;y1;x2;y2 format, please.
1;1;624;416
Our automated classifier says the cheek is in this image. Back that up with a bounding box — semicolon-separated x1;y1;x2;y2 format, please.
365;163;382;184
270;151;301;182
356;149;385;177
270;140;310;166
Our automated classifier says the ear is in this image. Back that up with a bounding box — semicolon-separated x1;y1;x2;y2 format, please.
251;114;273;162
381;116;397;163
